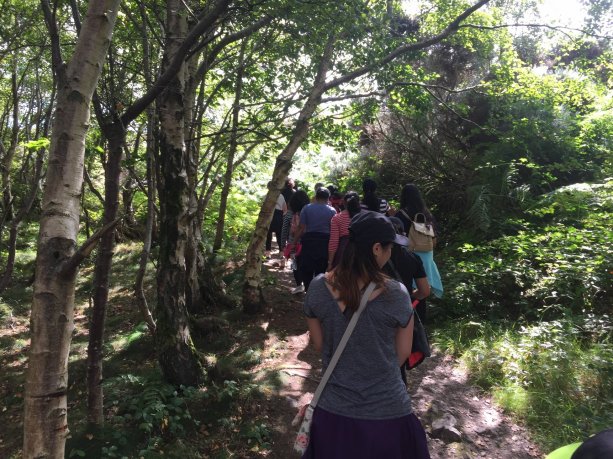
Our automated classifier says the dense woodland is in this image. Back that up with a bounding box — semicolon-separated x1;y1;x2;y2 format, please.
0;0;611;458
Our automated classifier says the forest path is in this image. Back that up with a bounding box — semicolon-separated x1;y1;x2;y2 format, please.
255;253;543;459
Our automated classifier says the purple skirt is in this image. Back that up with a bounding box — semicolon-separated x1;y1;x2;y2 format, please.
302;407;431;459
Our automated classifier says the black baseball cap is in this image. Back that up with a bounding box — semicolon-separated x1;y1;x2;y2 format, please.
349;211;409;246
572;429;613;459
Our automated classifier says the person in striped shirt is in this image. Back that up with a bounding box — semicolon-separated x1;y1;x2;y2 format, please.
327;191;361;271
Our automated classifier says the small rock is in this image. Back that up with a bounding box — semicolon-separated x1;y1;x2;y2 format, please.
431;414;462;443
474;424;499;437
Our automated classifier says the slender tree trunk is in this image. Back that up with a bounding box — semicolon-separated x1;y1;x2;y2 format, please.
134;106;157;334
213;41;246;252
242;38;336;313
155;0;202;386
184;54;205;314
133;0;157;333
0;67;20;247
0;81;53;292
86;125;123;425
23;1;120;457
0;140;46;292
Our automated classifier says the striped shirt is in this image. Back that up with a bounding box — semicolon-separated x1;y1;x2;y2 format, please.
360;198;389;214
328;210;352;256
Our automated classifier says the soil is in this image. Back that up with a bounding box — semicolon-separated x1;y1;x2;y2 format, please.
256;254;543;459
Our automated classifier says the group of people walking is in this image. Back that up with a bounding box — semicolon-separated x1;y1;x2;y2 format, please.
269;178;613;459
267;177;442;457
270;178;442;305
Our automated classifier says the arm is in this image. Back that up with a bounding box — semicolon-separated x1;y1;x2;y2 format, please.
295;208;307;242
327;216;339;270
395;315;414;366
306;317;323;353
412;277;430;300
280;212;291;250
294;222;305;242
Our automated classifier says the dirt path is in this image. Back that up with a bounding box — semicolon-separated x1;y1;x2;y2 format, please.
255;254;542;459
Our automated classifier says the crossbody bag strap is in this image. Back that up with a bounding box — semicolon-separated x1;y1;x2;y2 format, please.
399;208;411;222
311;281;377;407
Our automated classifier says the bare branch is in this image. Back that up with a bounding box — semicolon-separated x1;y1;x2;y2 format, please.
60;218;121;278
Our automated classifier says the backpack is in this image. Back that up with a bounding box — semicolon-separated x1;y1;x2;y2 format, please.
400;210;435;252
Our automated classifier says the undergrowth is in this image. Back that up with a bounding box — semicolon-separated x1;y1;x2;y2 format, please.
434;181;613;450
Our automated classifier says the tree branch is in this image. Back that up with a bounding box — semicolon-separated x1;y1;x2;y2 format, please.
459;22;613;40
192;15;274;83
120;0;231;125
40;0;66;86
323;0;492;91
60;218;121;278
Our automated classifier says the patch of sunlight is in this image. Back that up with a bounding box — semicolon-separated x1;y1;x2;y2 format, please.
477;405;502;429
108;334;129;352
15;249;36;262
69;342;88;362
126;326;145;344
493;385;529;416
106;322;148;353
114;242;142;254
9;338;28;353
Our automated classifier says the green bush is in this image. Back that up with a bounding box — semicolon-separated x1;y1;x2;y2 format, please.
434;181;613;450
439;181;612;320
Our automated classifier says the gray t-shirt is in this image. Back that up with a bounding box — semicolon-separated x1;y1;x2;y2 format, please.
304;275;413;419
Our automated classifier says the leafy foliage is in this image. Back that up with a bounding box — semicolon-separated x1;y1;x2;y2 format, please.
434;182;613;450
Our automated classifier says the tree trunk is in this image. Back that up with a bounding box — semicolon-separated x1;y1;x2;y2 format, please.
155;0;203;386
0;67;20;249
86;124;123;426
134;106;157;334
23;1;120;457
183;54;205;315
213;41;246;252
0;80;53;293
242;38;336;314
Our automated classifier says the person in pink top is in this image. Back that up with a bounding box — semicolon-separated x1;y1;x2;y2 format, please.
327;191;361;271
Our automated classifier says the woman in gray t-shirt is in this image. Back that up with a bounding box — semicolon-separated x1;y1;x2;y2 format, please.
302;211;430;459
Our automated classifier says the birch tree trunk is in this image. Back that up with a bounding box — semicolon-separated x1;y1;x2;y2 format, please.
23;1;120;457
242;38;336;313
155;0;203;386
241;0;492;313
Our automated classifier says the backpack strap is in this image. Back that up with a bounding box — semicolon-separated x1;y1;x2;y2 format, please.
399;209;411;221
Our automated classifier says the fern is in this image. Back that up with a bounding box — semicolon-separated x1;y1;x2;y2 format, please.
466;185;491;232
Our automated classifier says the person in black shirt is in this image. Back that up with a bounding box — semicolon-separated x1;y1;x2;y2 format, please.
385;216;431;386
